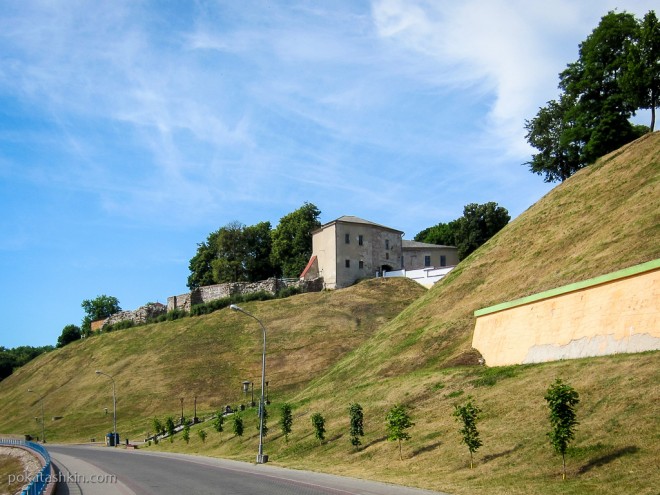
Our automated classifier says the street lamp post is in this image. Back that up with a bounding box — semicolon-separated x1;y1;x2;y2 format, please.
230;304;268;464
27;389;45;443
95;371;117;446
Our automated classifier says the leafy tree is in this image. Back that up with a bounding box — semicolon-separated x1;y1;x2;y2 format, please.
311;412;326;445
198;429;207;443
453;398;483;469
414;203;509;260
544;379;580;480
244;222;276;281
187;231;220;289
348;403;364;450
414;219;460;246
233;414;244;437
166;416;176;443
525;94;582;182
560;11;642;166
623;10;660;131
280;403;293;442
526;10;653;182
271;202;321;277
386;404;414;460
81;295;121;334
455;202;510;259
0;350;15;381
57;324;82;348
212;411;224;432
0;346;54;380
188;221;275;288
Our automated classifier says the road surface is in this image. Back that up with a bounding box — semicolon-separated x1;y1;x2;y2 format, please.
47;444;450;495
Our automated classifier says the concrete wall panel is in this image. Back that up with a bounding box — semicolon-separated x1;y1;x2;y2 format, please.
472;261;660;366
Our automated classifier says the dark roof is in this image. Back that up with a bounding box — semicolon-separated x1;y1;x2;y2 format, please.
315;216;403;234
402;240;456;249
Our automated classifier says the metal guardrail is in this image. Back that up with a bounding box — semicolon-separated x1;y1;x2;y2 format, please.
0;438;51;495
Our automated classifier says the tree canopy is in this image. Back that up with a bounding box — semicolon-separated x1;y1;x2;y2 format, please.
188;202;321;288
270;202;321;278
415;202;510;260
57;324;82;348
81;295;121;334
0;345;53;381
525;10;656;182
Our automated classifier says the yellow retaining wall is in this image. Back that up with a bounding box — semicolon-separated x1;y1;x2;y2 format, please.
472;260;660;366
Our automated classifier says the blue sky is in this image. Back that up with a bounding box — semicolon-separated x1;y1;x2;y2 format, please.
1;1;655;348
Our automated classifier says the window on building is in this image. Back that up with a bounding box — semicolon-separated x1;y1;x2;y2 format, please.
345;233;350;244
385;239;390;250
424;255;431;267
345;259;350;268
358;235;363;246
440;255;446;267
359;260;364;269
386;252;389;260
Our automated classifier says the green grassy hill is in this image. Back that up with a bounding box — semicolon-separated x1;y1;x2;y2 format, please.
1;133;659;495
0;278;426;442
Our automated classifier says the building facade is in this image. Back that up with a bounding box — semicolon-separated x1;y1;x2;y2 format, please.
401;240;459;270
302;216;404;289
301;216;459;289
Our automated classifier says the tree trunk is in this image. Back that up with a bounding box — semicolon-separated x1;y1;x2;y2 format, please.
470;451;474;469
562;454;566;480
650;105;655;132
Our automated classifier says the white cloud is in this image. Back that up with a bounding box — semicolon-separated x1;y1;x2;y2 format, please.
370;0;657;158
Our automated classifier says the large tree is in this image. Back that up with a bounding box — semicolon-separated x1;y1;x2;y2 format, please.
525;94;582;182
187;230;221;289
415;202;509;261
623;10;660;131
414;219;460;246
0;346;54;381
57;324;82;348
81;295;121;334
211;221;250;283
455;202;510;260
560;10;642;166
270;202;321;278
526;10;654;182
243;221;276;281
188;221;275;288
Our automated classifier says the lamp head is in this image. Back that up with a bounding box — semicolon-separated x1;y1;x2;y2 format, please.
230;304;240;311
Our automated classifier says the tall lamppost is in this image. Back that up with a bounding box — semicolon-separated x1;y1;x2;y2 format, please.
27;389;45;443
230;304;268;464
95;370;117;446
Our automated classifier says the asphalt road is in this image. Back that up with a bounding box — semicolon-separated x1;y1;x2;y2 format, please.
47;445;450;495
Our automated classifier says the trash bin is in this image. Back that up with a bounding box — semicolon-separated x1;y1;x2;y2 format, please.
106;433;114;446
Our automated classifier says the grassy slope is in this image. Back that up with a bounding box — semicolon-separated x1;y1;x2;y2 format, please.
0;278;425;442
1;134;659;494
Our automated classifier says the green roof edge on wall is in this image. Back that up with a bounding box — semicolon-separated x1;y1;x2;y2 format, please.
474;258;660;317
